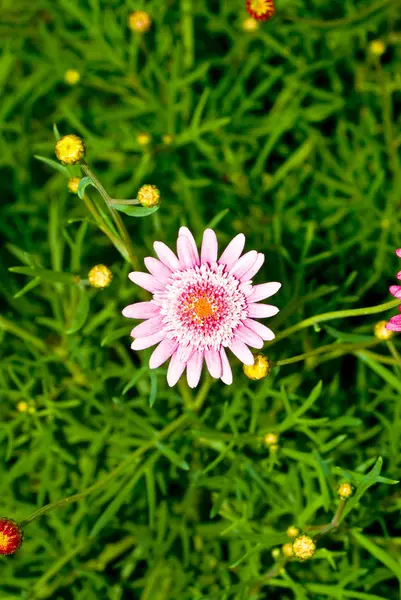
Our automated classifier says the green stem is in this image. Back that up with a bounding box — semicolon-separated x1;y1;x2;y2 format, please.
283;0;397;28
270;298;400;346
20;413;189;528
275;340;379;367
0;316;47;352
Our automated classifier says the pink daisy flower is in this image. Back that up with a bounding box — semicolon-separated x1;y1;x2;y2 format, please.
386;248;401;332
123;227;281;388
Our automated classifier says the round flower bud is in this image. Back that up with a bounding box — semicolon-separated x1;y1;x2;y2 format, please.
68;177;81;194
286;525;300;538
370;40;386;56
64;69;80;86
88;265;113;289
137;184;160;208
0;518;23;555
374;320;393;341
17;401;28;413
128;11;152;33
162;134;174;145
264;432;279;447
282;543;294;558
243;17;259;31
137;132;151;146
243;353;270;380
338;482;353;500
271;547;281;560
245;0;275;22
55;134;86;165
292;535;316;561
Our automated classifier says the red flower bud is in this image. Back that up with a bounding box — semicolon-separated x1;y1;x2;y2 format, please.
0;518;23;555
245;0;275;22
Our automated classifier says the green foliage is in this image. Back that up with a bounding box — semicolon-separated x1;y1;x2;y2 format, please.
1;0;401;598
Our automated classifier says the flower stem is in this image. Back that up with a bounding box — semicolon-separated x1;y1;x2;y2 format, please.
274;340;379;367
270;298;400;346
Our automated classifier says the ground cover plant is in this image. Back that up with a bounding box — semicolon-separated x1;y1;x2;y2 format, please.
1;0;401;598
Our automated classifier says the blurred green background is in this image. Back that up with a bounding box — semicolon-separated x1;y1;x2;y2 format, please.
1;0;401;598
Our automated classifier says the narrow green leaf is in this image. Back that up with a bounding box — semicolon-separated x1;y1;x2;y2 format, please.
34;155;69;176
155;441;189;471
66;289;90;335
78;176;95;199
13;277;41;298
9;266;78;284
112;204;159;217
340;458;383;521
352;530;401;581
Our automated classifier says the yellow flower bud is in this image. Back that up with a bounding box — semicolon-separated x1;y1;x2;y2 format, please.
292;535;316;561
243;353;270;380
128;11;152;33
286;525;300;538
374;320;393;341
243;17;259;31
162;134;174;145
55;134;86;165
17;401;29;413
88;265;113;289
370;40;386;56
338;482;353;499
271;548;281;560
67;177;81;194
282;543;294;558
64;69;80;86
137;132;151;146
264;432;279;446
137;184;160;208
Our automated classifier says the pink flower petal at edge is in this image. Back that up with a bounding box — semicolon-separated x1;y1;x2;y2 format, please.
153;241;180;271
229;251;258;280
220;348;233;385
129;272;165;293
187;351;203;388
204;348;222;379
248;282;282;303
122;302;160;319
240;253;265;282
179;226;199;265
228;339;254;366
235;325;264;349
131;316;164;338
201;229;218;264
177;234;198;269
149;339;178;369
390;285;401;298
386;315;401;331
218;233;245;269
244;318;275;341
144;257;172;283
131;330;165;350
396;249;401;258
167;351;187;387
248;303;279;318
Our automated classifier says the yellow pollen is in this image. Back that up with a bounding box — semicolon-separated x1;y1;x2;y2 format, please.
194;297;214;320
251;0;270;15
0;532;9;550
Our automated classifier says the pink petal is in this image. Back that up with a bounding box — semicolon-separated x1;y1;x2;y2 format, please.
122;302;160;319
240;253;265;282
397;270;401;281
390;285;401;298
129;272;165;293
179;227;199;265
201;229;218;264
149;338;178;369
167;351;187;387
131;330;165;350
248;304;279;318
186;351;203;388
235;325;264;349
144;257;172;283
220;347;232;385
248;282;282;303
176;344;194;363
228;339;254;366
131;316;164;338
153;241;180;271
239;282;253;296
386;315;401;331
396;249;401;258
177;235;198;269
229;251;258;280
204;348;222;379
244;318;275;341
218;233;245;269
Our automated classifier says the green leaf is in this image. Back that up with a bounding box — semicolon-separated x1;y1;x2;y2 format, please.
78;176;95;199
356;352;401;395
340;458;385;522
155;441;189;471
9;266;78;285
53;123;61;140
13;277;41;299
112;204;160;217
352;530;401;581
101;326;131;347
34;154;69;175
66;288;90;334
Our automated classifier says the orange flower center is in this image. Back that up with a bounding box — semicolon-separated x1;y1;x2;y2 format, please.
194;297;215;320
0;532;10;551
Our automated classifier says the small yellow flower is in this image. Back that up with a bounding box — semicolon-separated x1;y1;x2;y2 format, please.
55;134;86;165
128;11;152;33
282;543;294;558
243;17;259;31
243;353;270;380
17;401;29;413
292;535;316;561
338;482;353;500
271;547;281;560
370;40;386;56
264;432;279;446
137;132;151;147
286;525;300;539
68;177;81;194
162;134;174;145
374;320;393;341
88;265;113;289
137;184;160;208
64;69;80;86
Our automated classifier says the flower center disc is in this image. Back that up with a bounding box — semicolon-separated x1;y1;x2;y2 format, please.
193;296;215;320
